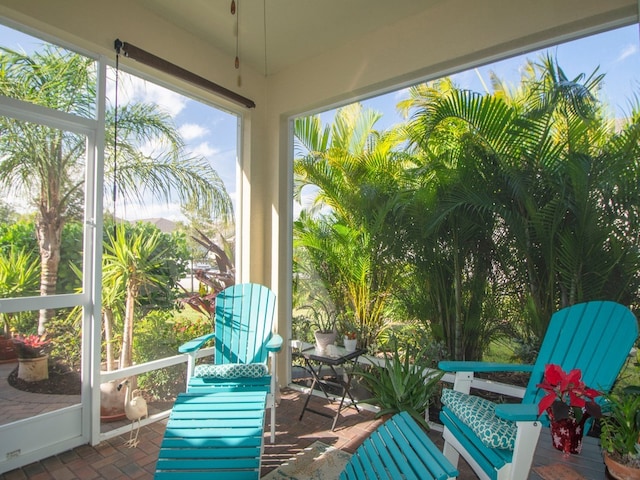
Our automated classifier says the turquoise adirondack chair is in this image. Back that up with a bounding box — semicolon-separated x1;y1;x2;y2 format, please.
341;411;459;480
179;283;282;443
438;300;638;480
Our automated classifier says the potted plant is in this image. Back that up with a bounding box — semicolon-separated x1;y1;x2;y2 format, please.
339;316;359;352
0;326;17;362
536;364;602;454
600;386;640;479
358;338;444;430
11;333;51;382
300;298;337;352
343;330;357;353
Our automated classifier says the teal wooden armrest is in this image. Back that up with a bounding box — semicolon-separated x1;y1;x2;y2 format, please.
495;403;539;422
438;360;535;373
266;334;283;352
178;333;216;354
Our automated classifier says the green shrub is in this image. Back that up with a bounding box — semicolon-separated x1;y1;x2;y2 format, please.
134;309;210;400
358;337;444;429
47;311;82;369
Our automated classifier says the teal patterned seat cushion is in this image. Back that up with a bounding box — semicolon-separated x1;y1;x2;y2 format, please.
441;388;517;450
193;363;268;379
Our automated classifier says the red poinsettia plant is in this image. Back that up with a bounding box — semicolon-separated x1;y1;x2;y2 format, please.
536;364;602;422
11;333;51;359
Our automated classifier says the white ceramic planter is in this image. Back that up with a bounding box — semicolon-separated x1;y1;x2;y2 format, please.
344;337;357;352
314;330;336;353
17;355;48;382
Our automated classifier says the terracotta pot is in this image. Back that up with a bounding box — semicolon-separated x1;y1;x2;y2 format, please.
17;355;49;382
604;452;640;480
0;336;17;363
100;379;127;422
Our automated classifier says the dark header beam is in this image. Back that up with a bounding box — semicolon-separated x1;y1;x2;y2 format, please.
114;39;255;109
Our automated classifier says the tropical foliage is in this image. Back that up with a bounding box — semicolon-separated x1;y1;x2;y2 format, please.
358;338;444;429
0;45;232;334
101;222;189;370
293;55;640;360
600;385;640;468
294;104;411;348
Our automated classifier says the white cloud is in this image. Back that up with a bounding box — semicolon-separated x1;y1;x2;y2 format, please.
179;123;209;141
616;43;638;63
192;141;220;158
138;138;168;158
109;70;187;117
393;87;410;100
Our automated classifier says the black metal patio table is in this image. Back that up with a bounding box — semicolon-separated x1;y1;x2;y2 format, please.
294;344;366;431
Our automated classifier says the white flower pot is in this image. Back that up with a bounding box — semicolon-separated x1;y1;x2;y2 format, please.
344;337;357;353
314;330;336;353
17;355;48;382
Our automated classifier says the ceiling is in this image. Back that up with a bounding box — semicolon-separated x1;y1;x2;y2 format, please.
134;0;438;75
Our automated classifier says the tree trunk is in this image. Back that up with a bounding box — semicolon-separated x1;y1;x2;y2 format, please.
453;233;464;360
119;284;137;369
36;206;63;335
103;308;115;371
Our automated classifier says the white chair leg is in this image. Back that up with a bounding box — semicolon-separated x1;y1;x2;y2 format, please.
270;399;276;443
442;426;460;468
452;371;474;394
185;351;196;391
508;420;541;480
269;350;277;443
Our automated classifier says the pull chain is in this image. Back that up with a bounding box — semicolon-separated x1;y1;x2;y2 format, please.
113;41;120;239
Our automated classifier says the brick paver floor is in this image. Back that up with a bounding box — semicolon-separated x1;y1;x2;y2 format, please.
0;356;477;479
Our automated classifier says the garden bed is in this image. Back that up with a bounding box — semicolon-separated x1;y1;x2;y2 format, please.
8;361;81;395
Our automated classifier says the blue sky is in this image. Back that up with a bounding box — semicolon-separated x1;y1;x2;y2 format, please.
1;23;639;222
357;24;640;130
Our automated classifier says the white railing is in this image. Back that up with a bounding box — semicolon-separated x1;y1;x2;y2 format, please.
101;341;527;440
290;339;526;399
98;346;214;442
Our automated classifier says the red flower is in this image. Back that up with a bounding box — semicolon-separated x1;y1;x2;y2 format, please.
12;333;51;359
536;364;601;420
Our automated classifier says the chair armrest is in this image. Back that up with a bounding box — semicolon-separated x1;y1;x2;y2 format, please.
495;403;539;422
438;360;535;373
266;334;283;353
178;333;216;354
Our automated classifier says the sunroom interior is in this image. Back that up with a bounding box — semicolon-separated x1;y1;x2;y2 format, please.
0;0;638;474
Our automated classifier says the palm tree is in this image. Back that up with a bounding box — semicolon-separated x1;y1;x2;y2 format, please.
0;46;232;334
401;55;640;346
102;223;171;369
393;79;503;360
293;104;411;347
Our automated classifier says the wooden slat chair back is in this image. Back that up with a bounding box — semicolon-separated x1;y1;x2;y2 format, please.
522;301;636;406
213;283;276;366
179;283;282;443
439;300;638;480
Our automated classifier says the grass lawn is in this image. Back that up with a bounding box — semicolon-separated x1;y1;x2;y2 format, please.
483;339;640;390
